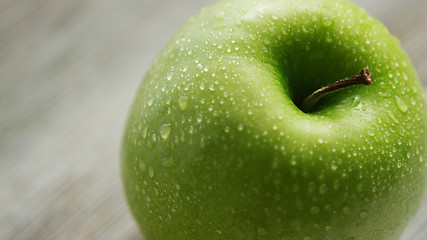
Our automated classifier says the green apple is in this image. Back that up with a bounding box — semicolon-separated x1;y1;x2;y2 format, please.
121;0;427;239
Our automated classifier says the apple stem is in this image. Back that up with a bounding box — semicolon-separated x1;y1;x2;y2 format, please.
299;68;372;113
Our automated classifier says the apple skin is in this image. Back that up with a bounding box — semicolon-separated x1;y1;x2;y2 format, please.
121;0;427;239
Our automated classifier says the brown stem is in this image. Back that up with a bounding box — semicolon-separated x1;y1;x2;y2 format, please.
299;68;372;113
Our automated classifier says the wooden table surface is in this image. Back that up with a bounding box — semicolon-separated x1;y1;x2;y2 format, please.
1;0;426;239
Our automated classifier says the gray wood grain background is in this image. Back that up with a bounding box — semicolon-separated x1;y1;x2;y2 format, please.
1;0;426;239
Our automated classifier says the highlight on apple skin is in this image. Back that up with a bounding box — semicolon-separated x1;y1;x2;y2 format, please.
121;0;427;239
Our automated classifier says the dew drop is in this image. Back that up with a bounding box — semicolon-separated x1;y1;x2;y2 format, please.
343;206;351;215
196;114;203;123
182;66;188;72
178;96;189;111
351;96;360;108
148;98;154;107
167;72;174;81
302;25;309;33
148;167;155;178
139;160;147;172
387;111;400;124
395;96;408;112
290;155;297;165
162;156;176;167
216;11;225;21
310;206;320;214
160;124;172;139
224;126;230;133
319;184;328;194
213;23;226;29
143;127;148;139
331;161;338;171
322;17;332;27
360;211;368;218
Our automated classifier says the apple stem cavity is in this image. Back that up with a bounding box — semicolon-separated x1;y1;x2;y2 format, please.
299;68;372;113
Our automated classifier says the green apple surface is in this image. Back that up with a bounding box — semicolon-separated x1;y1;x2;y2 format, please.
121;0;427;239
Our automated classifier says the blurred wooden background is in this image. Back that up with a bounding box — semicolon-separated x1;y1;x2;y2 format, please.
1;0;426;239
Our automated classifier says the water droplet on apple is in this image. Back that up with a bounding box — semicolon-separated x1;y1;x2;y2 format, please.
182;66;188;72
367;131;375;136
196;114;203;123
290;156;297;166
319;184;328;194
302;25;309;33
148;167;155;178
200;83;205;90
178;96;189;111
310;206;320;214
224;126;230;133
162;156;176;167
148;98;154;107
331;162;338;171
238;124;244;131
387;111;400;124
212;23;226;29
395;96;408;112
143;127;148;139
139;160;147;173
188;125;194;134
209;85;215;91
216;11;225;21
167;72;174;81
322;17;332;27
160;124;172;139
351;96;360;108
